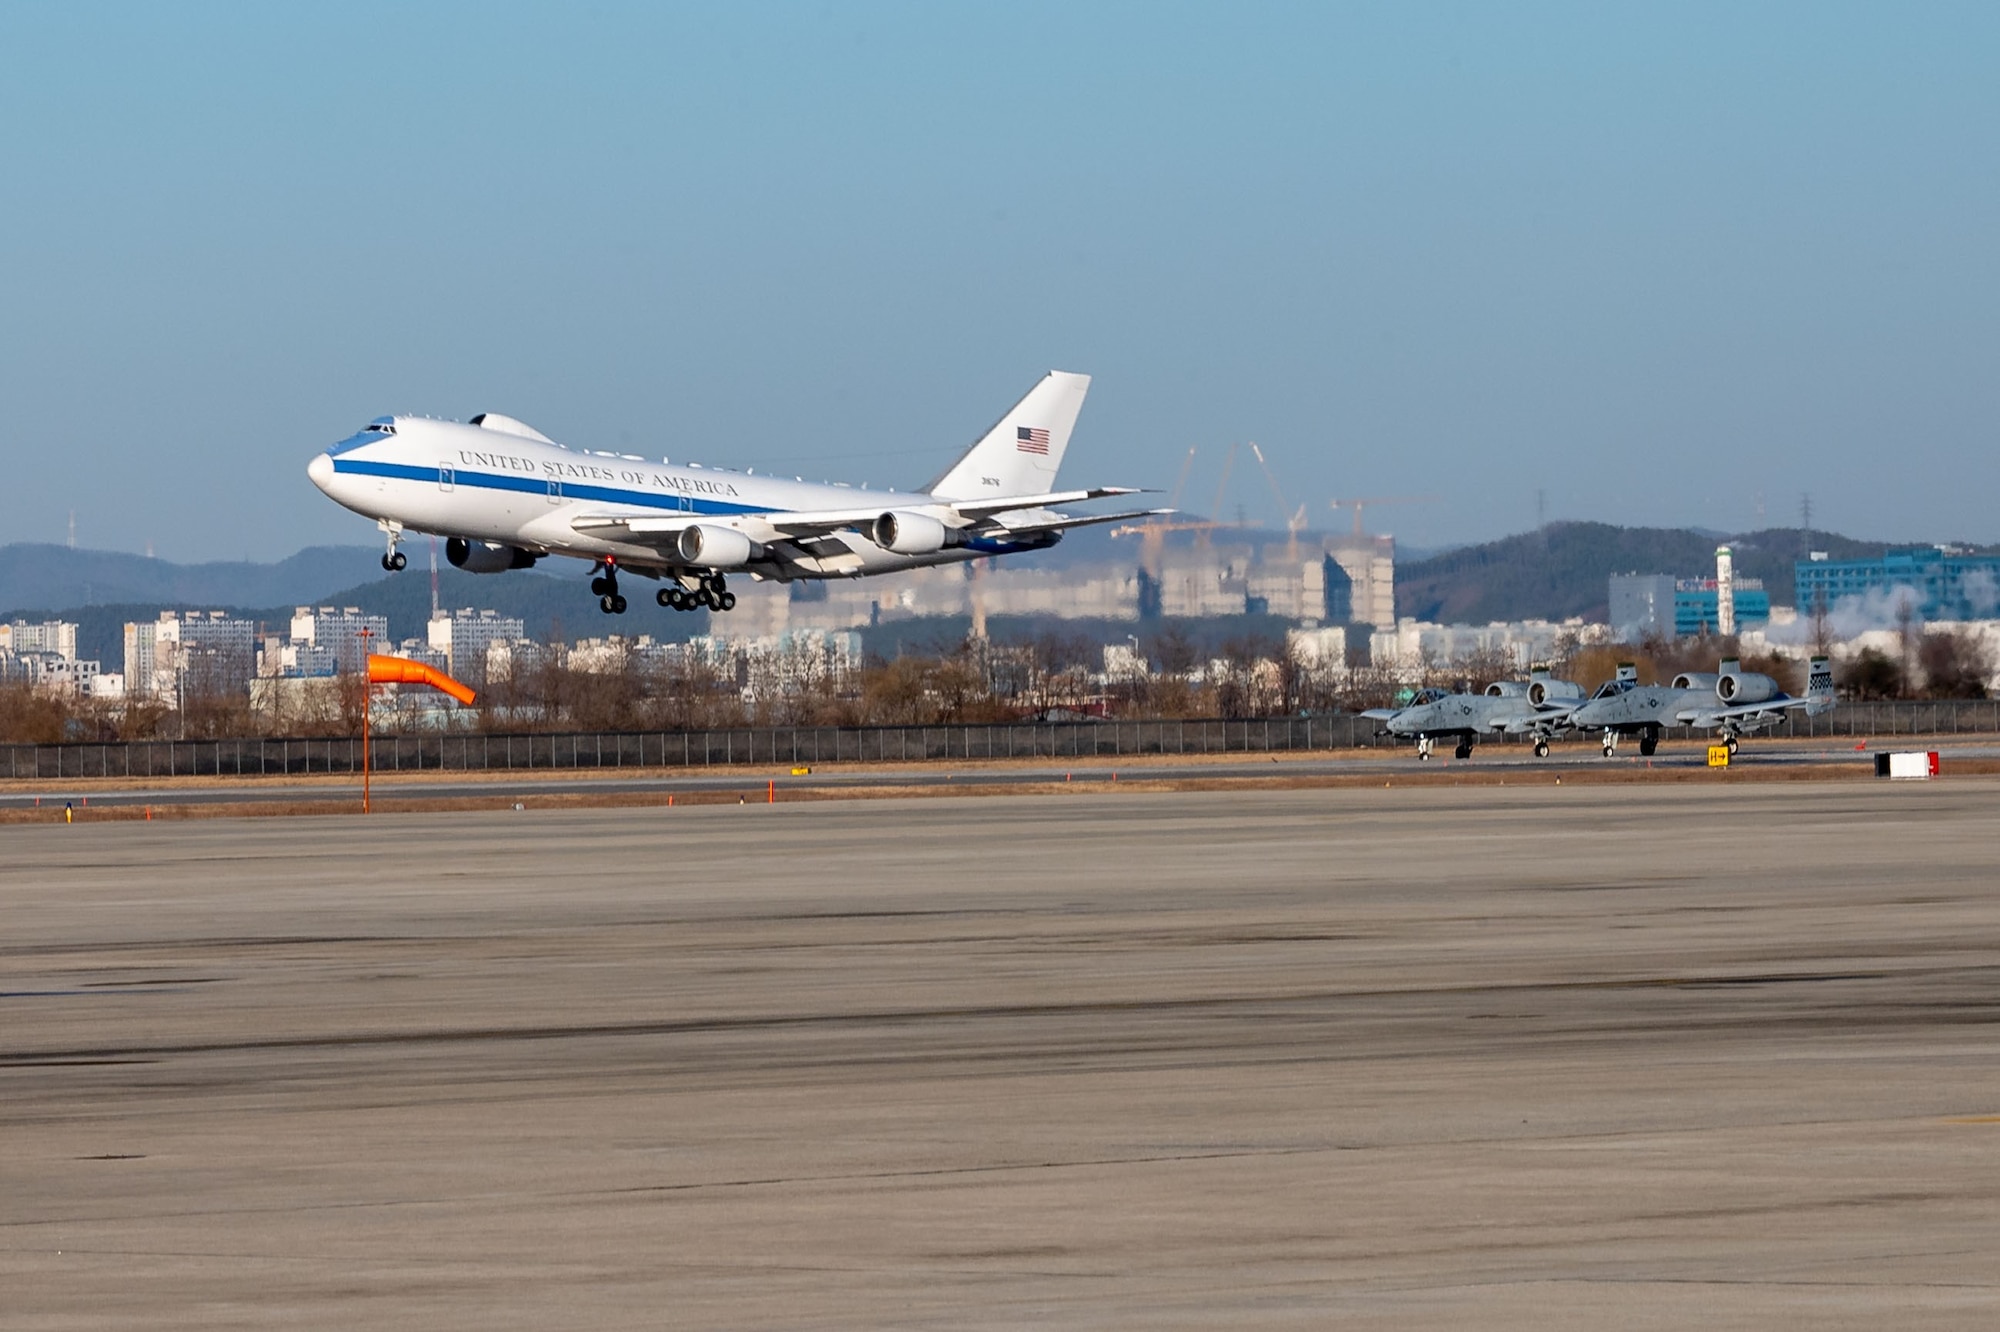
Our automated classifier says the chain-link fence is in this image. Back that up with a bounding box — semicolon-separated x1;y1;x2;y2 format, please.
4;701;1996;780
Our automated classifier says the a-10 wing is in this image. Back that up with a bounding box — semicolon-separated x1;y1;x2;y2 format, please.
1679;693;1827;731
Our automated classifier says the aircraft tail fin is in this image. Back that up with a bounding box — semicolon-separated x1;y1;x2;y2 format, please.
1805;654;1834;712
926;370;1091;501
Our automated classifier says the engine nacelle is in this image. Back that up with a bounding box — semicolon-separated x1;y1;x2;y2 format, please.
1716;670;1781;704
1672;672;1720;692
676;524;754;568
872;510;949;555
1527;678;1584;707
445;538;540;573
1484;681;1530;698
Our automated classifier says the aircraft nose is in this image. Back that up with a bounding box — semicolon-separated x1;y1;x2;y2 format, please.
307;451;334;492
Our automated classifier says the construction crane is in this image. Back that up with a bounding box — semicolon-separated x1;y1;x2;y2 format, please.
1202;443;1241;546
1248;443;1309;562
1328;495;1438;539
1111;447;1214;579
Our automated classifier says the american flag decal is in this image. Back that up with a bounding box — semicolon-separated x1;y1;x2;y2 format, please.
1016;426;1050;455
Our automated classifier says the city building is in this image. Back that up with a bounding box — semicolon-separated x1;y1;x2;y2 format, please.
1794;547;2000;623
428;609;526;685
136;611;259;703
1608;573;1770;638
287;606;390;675
1;620;79;660
1370;617;1611;677
1673;578;1770;637
1609;574;1677;638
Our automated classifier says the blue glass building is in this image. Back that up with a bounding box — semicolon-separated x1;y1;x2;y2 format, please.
1795;548;2000;622
1673;580;1770;637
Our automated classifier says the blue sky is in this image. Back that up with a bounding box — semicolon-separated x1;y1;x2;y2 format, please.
2;3;1995;560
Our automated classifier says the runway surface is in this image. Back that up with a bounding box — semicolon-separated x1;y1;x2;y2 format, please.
6;737;1994;809
5;783;2000;1327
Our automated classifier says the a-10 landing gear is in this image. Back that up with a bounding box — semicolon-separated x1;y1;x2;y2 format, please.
1533;737;1551;759
1600;728;1660;758
1413;736;1473;760
656;572;737;613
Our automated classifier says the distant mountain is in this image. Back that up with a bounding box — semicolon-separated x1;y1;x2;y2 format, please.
1394;524;1914;625
0;542;387;613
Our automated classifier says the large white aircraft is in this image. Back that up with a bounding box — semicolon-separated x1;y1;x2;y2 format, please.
307;371;1162;615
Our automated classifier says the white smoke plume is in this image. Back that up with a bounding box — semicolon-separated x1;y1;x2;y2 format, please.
1762;583;1924;645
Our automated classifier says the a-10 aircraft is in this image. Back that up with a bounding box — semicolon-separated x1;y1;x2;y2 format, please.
306;370;1163;616
1569;656;1835;756
1363;668;1586;759
1369;656;1835;759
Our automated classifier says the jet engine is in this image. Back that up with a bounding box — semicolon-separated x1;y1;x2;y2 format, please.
872;510;949;555
1671;672;1721;692
1716;669;1782;704
676;524;755;568
1484;681;1531;698
445;538;541;573
1527;678;1584;707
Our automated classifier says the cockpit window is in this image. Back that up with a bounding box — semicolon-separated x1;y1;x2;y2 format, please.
1591;679;1634;699
365;418;397;435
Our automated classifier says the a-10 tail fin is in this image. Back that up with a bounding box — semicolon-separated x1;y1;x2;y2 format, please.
1805;654;1834;713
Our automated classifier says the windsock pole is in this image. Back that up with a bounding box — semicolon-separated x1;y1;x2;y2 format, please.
358;629;373;814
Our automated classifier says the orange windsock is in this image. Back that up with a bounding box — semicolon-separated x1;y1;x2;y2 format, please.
367;654;477;705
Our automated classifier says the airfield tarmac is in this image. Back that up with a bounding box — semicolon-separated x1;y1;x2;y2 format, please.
5;783;2000;1328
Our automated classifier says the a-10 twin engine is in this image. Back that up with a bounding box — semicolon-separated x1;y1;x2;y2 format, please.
1715;669;1782;704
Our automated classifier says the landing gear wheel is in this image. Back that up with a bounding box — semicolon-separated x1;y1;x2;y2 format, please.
382;551;407;572
601;594;628;614
1602;741;1616;758
590;575;613;596
1725;736;1740;755
1533;740;1550;759
717;591;737;612
1639;733;1658;757
1453;742;1473;760
698;587;718;609
657;588;675;608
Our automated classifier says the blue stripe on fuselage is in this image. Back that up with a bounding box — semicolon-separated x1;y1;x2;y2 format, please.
331;458;766;517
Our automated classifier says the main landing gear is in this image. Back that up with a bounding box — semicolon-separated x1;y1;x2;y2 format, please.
656;572;736;613
590;563;628;615
1533;737;1551;759
379;521;407;572
1414;737;1473;761
1638;728;1659;757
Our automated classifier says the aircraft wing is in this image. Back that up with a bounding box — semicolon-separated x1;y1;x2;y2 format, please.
1499;705;1581;734
572;490;1163;547
1680;695;1818;727
985;507;1173;535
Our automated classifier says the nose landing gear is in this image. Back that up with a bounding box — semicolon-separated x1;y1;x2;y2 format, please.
379;521;407;572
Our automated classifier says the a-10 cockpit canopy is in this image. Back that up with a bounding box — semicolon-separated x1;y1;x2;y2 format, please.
1590;677;1639;699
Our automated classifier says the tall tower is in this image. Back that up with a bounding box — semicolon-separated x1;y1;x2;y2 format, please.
1715;545;1736;637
